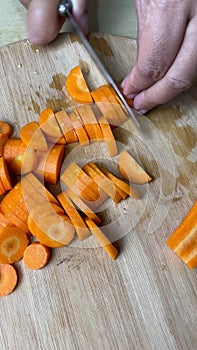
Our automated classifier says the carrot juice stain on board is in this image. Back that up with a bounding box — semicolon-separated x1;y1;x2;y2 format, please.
89;36;114;58
49;73;66;91
28;97;41;115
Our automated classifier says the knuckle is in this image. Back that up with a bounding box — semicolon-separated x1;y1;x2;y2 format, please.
166;75;192;91
137;61;166;81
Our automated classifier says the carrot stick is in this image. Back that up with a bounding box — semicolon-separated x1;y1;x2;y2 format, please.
101;167;140;199
55;110;78;144
0;227;29;264
20;121;48;151
85;218;118;260
167;200;197;269
66;66;93;104
97;116;118;157
0;121;13;137
34;144;65;184
0;264;18;296
39;108;65;143
0;134;8;157
23;242;51;270
66;188;102;225
57;192;90;240
75;105;103;141
69;111;89;146
0;157;12;192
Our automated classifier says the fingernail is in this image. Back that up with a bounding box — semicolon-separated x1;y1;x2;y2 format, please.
136;109;148;115
126;93;136;99
120;78;126;88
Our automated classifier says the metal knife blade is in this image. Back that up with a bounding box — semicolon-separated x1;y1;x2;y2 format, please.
58;0;142;133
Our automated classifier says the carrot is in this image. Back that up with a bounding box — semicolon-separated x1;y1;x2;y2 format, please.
69;111;89;146
0;121;13;138
0;264;18;296
27;213;75;248
0;211;14;229
97;116;118;157
0;157;12;192
34;144;65;184
83;163;122;204
101;167;140;199
118;150;152;184
0;134;8;157
0;179;6;196
23;242;51;270
20;121;48;151
66;66;93;104
39;108;65;143
55;110;78;144
75;105;103;141
0;227;29;264
85;218;118;260
167;201;197;269
116;83;134;108
66;188;102;225
57;192;90;241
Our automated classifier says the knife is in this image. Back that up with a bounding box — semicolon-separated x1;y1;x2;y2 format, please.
58;0;142;133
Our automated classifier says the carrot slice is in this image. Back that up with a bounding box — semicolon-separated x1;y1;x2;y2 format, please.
101;167;140;199
0;227;29;264
66;188;101;225
69;111;89;146
0;157;12;192
3;138;27;163
118;150;152;184
23;242;51;270
75;105;103;141
20;121;48;151
57;192;90;240
0;134;8;157
85;218;118;260
0;264;18;296
0;211;14;229
39;108;65;143
66;66;93;104
0;121;13;137
167;201;197;269
55;110;78;144
34;144;65;184
97;116;117;157
0;179;6;196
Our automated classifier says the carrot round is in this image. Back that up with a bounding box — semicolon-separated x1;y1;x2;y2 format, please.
66;66;93;104
0;157;12;192
0;134;8;157
0;121;13;137
23;242;51;270
0;227;29;264
20;121;48;151
0;264;18;296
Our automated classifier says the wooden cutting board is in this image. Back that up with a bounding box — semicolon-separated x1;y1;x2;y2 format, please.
0;33;196;350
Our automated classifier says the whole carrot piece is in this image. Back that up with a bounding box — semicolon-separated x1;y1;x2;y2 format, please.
0;264;18;297
23;242;51;270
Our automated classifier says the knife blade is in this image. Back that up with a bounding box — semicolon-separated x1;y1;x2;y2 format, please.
58;0;142;133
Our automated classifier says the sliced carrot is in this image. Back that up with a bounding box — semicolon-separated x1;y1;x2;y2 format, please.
3;138;27;163
0;227;29;264
0;121;13;137
55;110;78;144
66;66;93;104
116;83;134;108
0;179;6;196
0;264;18;296
97;116;117;157
85;218;118;260
39;108;65;143
20;121;48;151
69;111;89;146
101;167;140;199
0;134;8;157
118;150;152;184
0;211;14;229
75;105;103;141
66;188;101;225
57;192;90;241
83;163;122;204
0;157;12;192
27;214;74;248
23;242;51;270
34;144;65;185
167;201;197;269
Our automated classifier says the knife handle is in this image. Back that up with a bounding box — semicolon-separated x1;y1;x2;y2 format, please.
58;0;72;17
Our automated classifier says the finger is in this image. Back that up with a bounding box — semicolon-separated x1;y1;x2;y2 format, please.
27;0;65;44
133;16;197;112
122;3;189;98
72;0;88;34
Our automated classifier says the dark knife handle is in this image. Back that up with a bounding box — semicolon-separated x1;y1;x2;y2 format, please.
58;0;72;17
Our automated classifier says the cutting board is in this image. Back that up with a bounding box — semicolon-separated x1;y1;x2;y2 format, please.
0;33;196;350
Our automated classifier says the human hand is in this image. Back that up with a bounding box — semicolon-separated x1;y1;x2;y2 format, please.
19;0;88;45
122;0;197;113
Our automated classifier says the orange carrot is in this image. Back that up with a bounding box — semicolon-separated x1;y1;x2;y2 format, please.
75;105;103;141
116;83;134;108
66;66;93;104
69;111;89;146
55;110;78;144
20;121;48;151
39;108;65;143
167;201;197;269
0;179;6;196
101;167;140;199
23;242;51;270
34;144;65;184
0;157;12;192
85;218;118;260
118;150;152;184
0;134;8;157
0;264;18;296
0;121;13;137
0;227;29;264
0;211;14;229
97;116;118;157
57;192;90;240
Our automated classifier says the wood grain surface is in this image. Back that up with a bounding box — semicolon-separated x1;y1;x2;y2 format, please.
0;33;196;350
